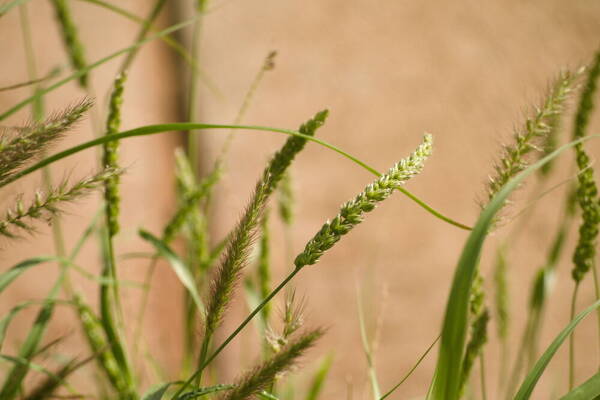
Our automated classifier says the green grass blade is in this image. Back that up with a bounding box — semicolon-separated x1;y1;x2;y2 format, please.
0;0;31;17
0;280;63;399
2;123;471;231
0;354;77;394
0;256;56;293
0;299;69;352
514;299;600;400
139;229;205;315
305;354;333;400
429;136;597;400
380;336;439;400
559;372;600;400
142;383;172;400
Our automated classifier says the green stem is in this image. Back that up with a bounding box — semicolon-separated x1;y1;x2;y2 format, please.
132;255;159;363
569;283;580;390
0;123;472;231
100;230;135;398
591;259;600;371
186;11;204;177
379;336;439;400
118;0;168;72
479;352;487;400
172;266;303;399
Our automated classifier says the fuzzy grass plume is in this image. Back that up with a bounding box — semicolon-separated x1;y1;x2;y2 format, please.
218;328;323;400
0;99;93;186
0;168;121;238
295;133;433;268
485;71;576;210
204;171;272;339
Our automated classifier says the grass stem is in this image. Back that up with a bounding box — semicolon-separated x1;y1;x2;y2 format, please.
569;283;580;390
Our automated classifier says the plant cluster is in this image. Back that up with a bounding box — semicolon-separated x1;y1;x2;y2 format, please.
0;1;599;400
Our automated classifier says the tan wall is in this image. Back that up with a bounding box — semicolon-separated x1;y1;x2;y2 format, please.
1;1;599;398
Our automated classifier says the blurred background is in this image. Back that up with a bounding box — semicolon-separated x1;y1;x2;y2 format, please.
1;0;600;398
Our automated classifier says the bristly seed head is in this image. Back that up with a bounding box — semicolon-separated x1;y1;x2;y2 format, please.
294;134;433;269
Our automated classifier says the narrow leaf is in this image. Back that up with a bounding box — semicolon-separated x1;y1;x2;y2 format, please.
514;299;600;400
139;229;205;315
559;372;600;400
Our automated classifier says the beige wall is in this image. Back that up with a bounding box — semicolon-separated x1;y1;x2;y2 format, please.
1;0;600;398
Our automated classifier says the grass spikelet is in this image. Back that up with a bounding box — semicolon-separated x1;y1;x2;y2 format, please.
460;274;489;394
278;171;294;226
493;246;509;342
459;309;489;395
571;51;600;284
218;328;323;400
294;134;433;268
568;51;600;388
49;0;88;88
486;71;576;208
265;109;328;195
266;290;306;353
0;168;122;238
103;73;126;238
0;99;93;186
258;212;271;324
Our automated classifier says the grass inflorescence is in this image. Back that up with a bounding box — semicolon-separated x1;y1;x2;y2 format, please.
2;5;600;400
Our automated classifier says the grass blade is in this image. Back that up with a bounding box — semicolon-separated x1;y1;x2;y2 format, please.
142;383;172;400
1;123;471;232
305;354;333;400
515;299;600;400
429;135;597;400
0;256;55;293
139;229;205;315
0;0;31;17
558;372;600;400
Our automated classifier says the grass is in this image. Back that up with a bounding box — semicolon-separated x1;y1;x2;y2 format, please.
0;2;599;400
